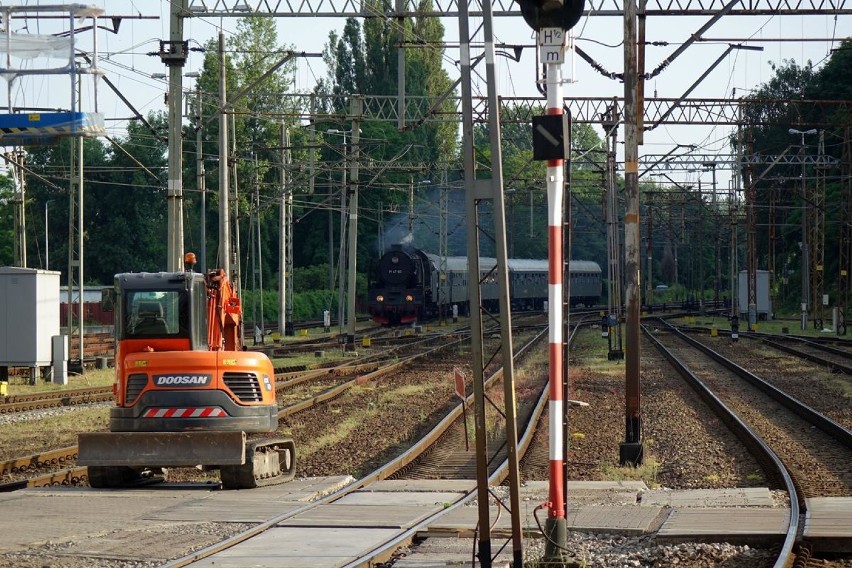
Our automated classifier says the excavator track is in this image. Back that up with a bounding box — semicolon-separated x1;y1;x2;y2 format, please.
219;437;296;490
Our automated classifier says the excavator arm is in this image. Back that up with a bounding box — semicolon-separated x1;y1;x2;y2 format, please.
206;269;243;351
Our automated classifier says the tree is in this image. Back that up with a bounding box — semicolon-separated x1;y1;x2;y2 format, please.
0;173;14;266
189;18;299;286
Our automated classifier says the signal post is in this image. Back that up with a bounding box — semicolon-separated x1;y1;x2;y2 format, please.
542;28;570;560
520;0;584;562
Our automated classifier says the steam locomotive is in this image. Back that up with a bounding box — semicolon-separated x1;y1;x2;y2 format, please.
368;245;602;326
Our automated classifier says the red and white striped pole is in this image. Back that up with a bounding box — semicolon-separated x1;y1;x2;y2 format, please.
542;26;569;558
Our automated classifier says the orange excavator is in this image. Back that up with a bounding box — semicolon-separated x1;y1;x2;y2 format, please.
78;256;295;489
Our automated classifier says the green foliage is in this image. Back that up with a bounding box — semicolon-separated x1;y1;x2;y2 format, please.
0;173;14;266
239;264;367;324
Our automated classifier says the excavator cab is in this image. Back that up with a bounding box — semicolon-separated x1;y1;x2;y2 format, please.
78;269;295;489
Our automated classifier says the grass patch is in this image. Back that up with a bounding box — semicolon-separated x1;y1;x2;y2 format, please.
5;368;114;395
296;409;378;459
572;328;624;377
671;315;839;337
0;407;109;460
599;455;660;488
377;383;435;403
272;353;342;368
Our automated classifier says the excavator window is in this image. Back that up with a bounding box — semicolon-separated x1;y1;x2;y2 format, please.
125;291;189;339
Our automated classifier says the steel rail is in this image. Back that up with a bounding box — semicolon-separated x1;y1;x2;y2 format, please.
2;386;112;406
0;390;114;415
656;319;852;446
163;324;553;568
674;324;852;370
752;336;852;375
0;446;79;476
0;466;88;492
642;323;799;568
348;321;587;567
277;336;469;418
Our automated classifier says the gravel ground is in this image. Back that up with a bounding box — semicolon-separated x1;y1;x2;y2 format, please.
4;325;851;567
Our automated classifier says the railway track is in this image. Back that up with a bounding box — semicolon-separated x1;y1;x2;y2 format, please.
0;325;473;490
160;323;556;568
748;333;852;376
0;387;114;414
647;319;852;567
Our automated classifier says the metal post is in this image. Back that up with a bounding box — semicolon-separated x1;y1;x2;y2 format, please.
603;109;623;359
709;163;720;305
838;125;851;336
279;122;290;336
646;195;653;306
540;26;569;561
196;83;206;274
11;151;26;268
789;128;817;330
45;199;52;270
254;159;264;338
337;138;347;340
347;100;362;349
76;136;84;373
482;6;523;565
457;5;491;566
230;113;242;304
218;32;230;278
621;0;644;466
165;0;186;272
801;139;809;331
698;179;705;313
408;175;414;236
439;172;448;325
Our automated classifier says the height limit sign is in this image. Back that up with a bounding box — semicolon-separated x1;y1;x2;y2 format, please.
538;27;566;64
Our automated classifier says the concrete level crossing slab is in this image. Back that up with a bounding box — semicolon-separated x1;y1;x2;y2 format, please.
526;480;648;506
335;491;467;507
365;479;476;493
804;497;852;553
656;507;790;545
279;503;443;529
144;475;355;523
392;537;512;568
564;505;668;535
641;487;774;507
425;503;666;538
146;498;307;523
187;526;402;568
0;487;212;553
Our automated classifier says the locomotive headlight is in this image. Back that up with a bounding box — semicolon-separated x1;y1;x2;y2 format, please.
376;295;384;302
405;295;414;302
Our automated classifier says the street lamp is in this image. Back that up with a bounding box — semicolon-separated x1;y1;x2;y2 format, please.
327;128;360;348
789;128;818;330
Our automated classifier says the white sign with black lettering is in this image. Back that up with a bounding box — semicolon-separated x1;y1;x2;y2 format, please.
538;27;566;64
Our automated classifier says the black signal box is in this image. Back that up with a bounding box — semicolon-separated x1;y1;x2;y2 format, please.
532;114;566;161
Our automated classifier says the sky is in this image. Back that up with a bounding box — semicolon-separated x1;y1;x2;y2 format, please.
3;0;850;193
